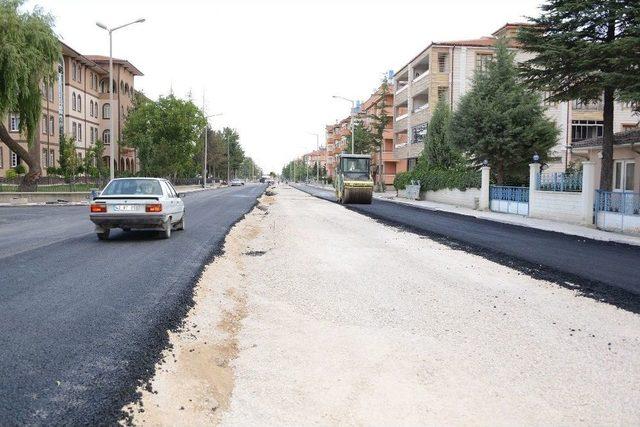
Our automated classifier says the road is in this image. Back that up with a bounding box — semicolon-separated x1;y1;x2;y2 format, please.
0;184;265;425
297;184;640;308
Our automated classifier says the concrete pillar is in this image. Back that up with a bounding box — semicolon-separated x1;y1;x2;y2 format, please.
581;161;596;226
479;166;490;210
529;163;539;217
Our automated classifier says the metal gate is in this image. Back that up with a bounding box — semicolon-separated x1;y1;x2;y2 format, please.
595;190;640;234
490;185;529;216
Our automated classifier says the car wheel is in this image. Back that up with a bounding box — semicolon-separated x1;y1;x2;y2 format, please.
97;229;110;241
161;220;171;239
176;214;185;231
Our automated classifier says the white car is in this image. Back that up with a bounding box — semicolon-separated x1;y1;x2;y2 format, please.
90;178;185;240
230;179;244;186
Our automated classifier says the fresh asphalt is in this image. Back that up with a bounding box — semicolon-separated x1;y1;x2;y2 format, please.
296;184;640;310
0;184;266;425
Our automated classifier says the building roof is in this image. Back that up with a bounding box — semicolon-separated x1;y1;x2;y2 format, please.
85;55;144;76
491;22;535;37
572;129;640;149
395;24;526;75
59;41;107;73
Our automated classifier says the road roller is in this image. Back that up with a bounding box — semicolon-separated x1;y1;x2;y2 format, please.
334;153;374;204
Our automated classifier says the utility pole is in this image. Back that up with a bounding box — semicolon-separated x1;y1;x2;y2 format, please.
202;92;207;188
332;96;356;153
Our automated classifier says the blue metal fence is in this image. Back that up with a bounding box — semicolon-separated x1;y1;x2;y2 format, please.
490;185;529;203
595;190;640;233
537;172;582;192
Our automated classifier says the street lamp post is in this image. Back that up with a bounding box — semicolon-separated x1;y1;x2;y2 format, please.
96;18;145;181
332;95;356;154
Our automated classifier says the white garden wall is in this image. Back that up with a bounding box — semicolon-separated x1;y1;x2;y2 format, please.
529;191;584;224
423;188;480;209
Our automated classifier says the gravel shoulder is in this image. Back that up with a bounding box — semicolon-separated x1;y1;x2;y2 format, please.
130;185;640;425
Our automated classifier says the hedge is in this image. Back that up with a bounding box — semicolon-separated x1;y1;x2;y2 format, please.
394;166;480;192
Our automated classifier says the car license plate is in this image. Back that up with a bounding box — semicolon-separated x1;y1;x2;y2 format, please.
114;205;137;212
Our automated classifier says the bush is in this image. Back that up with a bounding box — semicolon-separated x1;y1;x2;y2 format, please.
14;164;26;175
5;169;18;180
326;176;333;185
411;166;480;192
393;172;412;190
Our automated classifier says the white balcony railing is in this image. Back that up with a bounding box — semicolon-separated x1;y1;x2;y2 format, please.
412;70;429;83
395;113;409;122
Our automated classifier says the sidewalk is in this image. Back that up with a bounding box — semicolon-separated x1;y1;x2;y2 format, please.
302;182;640;247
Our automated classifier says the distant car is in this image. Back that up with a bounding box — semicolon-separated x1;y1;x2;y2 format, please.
89;178;185;240
230;179;244;186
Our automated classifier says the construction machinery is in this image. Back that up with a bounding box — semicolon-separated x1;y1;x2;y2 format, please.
334;153;374;204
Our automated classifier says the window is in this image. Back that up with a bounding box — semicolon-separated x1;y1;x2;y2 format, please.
49;115;55;135
614;160;635;192
77;96;81;113
78;124;82;141
90;100;94;117
437;86;449;102
72;62;76;81
42;115;48;134
72;93;77;111
48;82;54;101
42;148;48;167
72;122;77;139
573;98;603;110
407;158;419;171
94;128;98;143
437;52;449;73
49;149;55;167
102;179;164;196
10;151;18;168
571;120;603;142
0;147;3;168
90;126;94;143
103;103;111;119
78;65;82;83
103;129;111;144
475;53;493;72
411;123;428;144
622;123;639;131
9;113;20;132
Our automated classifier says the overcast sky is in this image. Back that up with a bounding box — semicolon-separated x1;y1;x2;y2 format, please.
28;0;542;173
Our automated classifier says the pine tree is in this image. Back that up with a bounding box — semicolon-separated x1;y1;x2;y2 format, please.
450;40;559;185
517;0;640;191
422;100;461;169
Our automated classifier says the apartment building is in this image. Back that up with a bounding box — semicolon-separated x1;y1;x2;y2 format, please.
0;41;143;178
392;23;638;174
325;117;352;178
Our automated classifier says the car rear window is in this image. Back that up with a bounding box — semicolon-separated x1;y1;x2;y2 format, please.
102;179;163;196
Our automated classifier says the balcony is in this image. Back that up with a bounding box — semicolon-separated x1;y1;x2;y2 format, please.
394;115;408;132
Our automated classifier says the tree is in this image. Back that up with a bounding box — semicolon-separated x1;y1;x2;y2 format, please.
450;40;559;184
421;100;461;169
351;120;376;155
365;77;392;190
123;94;206;178
55;135;82;181
84;140;107;179
0;0;60;189
517;0;640;190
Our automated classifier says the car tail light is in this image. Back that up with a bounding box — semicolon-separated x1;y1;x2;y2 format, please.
146;203;162;213
90;204;106;213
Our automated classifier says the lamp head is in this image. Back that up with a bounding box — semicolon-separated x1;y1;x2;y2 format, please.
136;18;146;23
96;22;108;30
